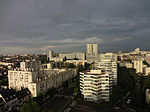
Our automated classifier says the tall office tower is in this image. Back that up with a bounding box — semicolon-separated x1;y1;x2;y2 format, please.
47;51;54;61
80;70;111;102
86;44;98;55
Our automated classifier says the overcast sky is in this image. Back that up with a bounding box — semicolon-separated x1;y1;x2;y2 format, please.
0;0;150;54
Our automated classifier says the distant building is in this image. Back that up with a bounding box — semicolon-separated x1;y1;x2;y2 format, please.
86;44;98;55
146;89;150;104
94;53;118;85
47;51;63;62
42;63;54;69
65;60;86;66
47;51;54;61
80;70;112;102
119;61;133;68
20;61;41;72
59;52;85;60
143;67;150;76
135;48;140;53
86;54;100;64
133;57;143;73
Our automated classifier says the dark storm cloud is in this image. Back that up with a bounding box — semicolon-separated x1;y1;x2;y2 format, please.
0;0;150;54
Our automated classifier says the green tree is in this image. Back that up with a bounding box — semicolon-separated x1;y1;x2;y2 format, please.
67;63;76;68
68;78;73;88
77;65;84;72
74;87;79;95
84;63;92;70
19;100;40;112
141;76;150;92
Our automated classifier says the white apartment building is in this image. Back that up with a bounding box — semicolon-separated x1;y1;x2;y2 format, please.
86;44;98;55
59;52;85;60
133;57;143;73
80;70;111;102
86;54;101;64
20;61;41;71
42;63;54;69
8;61;77;97
47;51;54;61
65;60;86;66
135;48;140;53
119;61;133;68
8;69;38;90
143;67;150;76
28;69;77;97
47;51;63;62
50;57;63;62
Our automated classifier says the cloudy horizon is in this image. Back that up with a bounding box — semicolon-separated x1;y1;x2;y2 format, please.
0;0;150;54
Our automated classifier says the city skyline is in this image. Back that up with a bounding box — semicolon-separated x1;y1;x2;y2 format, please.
0;0;150;54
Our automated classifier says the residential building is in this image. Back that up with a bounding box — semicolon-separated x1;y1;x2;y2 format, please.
8;69;38;90
135;48;140;53
28;68;77;97
0;88;31;112
20;61;41;72
86;44;98;55
59;52;85;60
0;89;18;112
80;70;111;102
47;51;63;62
86;54;101;64
65;60;86;66
94;53;117;85
119;61;133;68
17;88;31;106
47;51;54;61
143;67;150;76
133;57;143;73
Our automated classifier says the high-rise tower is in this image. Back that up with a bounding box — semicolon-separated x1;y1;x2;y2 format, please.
86;44;98;55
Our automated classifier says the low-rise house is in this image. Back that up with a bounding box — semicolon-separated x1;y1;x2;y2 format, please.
17;88;31;106
0;88;31;112
0;89;18;111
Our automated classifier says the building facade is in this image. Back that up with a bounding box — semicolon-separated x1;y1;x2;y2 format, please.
8;69;38;90
28;69;77;97
94;53;117;85
80;70;111;102
86;44;98;55
8;61;77;97
133;59;143;73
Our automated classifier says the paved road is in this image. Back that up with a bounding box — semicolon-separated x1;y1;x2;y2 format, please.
41;94;72;112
